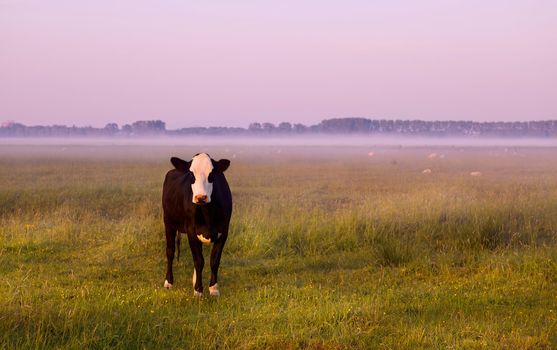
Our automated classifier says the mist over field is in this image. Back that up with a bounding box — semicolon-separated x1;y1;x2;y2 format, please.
2;137;557;177
4;135;557;147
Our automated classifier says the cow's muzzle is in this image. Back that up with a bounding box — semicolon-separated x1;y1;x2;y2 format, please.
193;194;209;204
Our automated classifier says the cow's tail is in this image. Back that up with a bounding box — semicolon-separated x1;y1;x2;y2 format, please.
176;232;181;261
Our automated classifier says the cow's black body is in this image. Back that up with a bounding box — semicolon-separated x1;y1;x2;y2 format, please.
162;155;232;295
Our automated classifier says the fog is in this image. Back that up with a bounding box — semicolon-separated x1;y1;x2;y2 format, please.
2;135;557;164
2;135;557;148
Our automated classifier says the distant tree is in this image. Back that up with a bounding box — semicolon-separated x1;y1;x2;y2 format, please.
248;122;262;132
122;124;132;134
293;123;308;133
262;122;276;133
319;118;372;133
104;123;119;134
278;122;292;132
131;120;166;134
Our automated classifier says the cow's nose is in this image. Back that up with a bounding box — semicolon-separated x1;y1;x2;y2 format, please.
194;194;208;204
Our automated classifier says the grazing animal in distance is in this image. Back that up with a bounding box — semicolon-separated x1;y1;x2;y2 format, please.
162;153;232;297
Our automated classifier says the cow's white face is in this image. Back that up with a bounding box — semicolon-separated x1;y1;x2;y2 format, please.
190;153;214;204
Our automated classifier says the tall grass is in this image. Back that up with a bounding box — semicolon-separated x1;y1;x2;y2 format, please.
0;144;556;348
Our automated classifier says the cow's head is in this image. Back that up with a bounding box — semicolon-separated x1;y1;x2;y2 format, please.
171;153;230;205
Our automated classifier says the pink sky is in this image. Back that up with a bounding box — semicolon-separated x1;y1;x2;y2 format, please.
1;0;556;129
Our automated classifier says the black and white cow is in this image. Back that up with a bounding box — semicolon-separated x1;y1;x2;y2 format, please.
162;153;232;297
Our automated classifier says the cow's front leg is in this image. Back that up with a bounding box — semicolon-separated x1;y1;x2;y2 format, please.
209;232;228;296
164;224;176;289
188;233;204;297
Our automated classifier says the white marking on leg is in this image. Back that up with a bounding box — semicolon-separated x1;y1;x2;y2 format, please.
197;234;211;245
209;283;220;296
192;269;203;296
217;232;222;239
164;280;172;289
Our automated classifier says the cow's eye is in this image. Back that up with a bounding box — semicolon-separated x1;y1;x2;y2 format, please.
208;172;215;183
189;172;196;183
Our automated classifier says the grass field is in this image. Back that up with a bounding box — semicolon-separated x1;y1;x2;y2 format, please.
1;142;556;349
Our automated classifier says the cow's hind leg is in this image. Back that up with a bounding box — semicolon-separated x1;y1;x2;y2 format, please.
209;232;228;296
164;224;176;289
188;234;204;297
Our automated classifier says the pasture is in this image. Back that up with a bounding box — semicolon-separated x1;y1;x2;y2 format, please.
0;141;556;349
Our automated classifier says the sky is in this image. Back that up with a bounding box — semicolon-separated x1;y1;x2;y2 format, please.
1;0;556;129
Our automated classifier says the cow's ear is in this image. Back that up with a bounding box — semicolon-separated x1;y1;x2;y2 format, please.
171;157;190;172
217;159;230;172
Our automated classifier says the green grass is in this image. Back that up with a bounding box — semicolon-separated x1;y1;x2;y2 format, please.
0;144;556;349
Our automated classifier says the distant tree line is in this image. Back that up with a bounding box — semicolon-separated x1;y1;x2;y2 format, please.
0;120;167;137
2;118;557;137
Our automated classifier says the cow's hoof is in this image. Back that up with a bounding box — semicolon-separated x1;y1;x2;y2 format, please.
209;284;220;297
193;290;203;297
164;280;173;289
